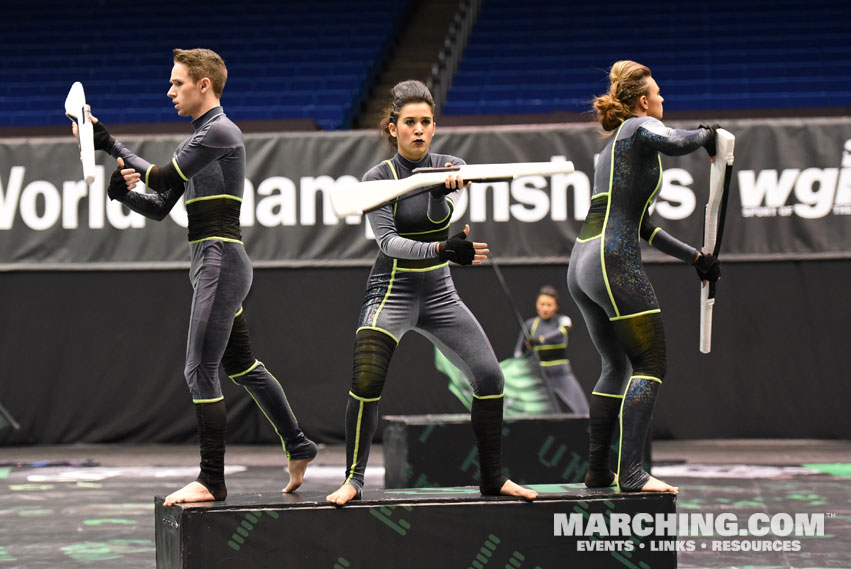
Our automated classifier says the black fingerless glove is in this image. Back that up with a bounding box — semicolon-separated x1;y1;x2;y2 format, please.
107;167;128;201
698;123;721;158
693;253;721;282
438;230;475;265
430;183;456;198
92;121;116;153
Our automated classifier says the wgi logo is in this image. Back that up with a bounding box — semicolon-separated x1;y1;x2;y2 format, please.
738;139;851;219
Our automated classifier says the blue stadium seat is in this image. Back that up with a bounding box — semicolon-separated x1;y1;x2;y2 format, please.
444;0;851;116
1;0;411;130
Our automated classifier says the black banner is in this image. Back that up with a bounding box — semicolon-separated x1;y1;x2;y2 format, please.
1;117;849;268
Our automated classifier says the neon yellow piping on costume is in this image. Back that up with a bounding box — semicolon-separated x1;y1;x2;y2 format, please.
385;159;398;180
355;326;400;344
173;157;189;181
616;388;627;491
193;396;224;404
473;393;504;400
185;194;243;205
188;236;244;245
238;360;298;452
264;362;299;425
530;317;540;337
592;391;623;399
386;159;399;216
647;227;661;245
637;155;664;239
576;234;602;244
631;374;662;384
228;359;261;379
371;258;397;328
400;224;450;236
349;391;382;403
601;123;627;318
144;164;155;188
234;306;244;318
610;308;661;321
396;261;449;273
232;361;296;455
344;396;367;484
539;359;568;367
242;387;289;455
427;207;452;225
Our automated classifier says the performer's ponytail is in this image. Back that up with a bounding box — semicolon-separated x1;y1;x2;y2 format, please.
593;60;652;131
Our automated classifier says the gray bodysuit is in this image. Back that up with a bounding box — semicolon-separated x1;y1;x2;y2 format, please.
108;107;314;464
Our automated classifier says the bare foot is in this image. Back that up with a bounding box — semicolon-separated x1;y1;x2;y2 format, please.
163;481;217;506
500;479;538;501
326;483;359;506
640;475;678;493
282;456;314;493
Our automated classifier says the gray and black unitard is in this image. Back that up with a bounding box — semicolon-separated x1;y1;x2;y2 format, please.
342;151;508;496
513;314;589;414
567;116;709;490
106;107;315;499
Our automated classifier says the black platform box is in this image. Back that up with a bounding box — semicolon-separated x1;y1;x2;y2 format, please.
155;486;677;569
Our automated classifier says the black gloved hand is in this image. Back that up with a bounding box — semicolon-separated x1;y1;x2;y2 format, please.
92;120;116;153
107;167;129;201
437;230;476;265
698;123;721;158
693;253;721;282
430;184;456;198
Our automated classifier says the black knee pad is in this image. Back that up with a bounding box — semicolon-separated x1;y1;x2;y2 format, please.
222;312;257;377
612;313;667;380
350;329;396;399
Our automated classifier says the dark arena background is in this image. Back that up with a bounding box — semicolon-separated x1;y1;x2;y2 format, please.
1;1;849;568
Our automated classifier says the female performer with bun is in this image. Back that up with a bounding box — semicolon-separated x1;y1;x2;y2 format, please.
326;80;537;505
567;60;721;493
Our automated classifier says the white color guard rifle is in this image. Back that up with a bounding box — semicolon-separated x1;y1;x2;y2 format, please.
64;81;96;184
699;129;735;354
330;161;574;217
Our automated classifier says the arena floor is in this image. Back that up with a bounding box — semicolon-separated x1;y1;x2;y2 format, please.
1;439;849;568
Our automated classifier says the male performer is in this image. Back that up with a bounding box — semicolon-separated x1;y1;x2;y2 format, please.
78;48;316;504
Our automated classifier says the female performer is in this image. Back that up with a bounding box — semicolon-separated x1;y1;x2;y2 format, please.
567;60;720;492
85;48;317;505
513;285;589;414
326;80;537;505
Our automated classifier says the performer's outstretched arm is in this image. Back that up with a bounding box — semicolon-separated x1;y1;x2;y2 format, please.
637;119;713;156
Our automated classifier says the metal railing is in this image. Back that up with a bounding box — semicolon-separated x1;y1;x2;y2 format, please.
428;0;482;115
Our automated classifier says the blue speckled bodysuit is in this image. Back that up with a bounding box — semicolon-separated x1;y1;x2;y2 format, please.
567;116;710;490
